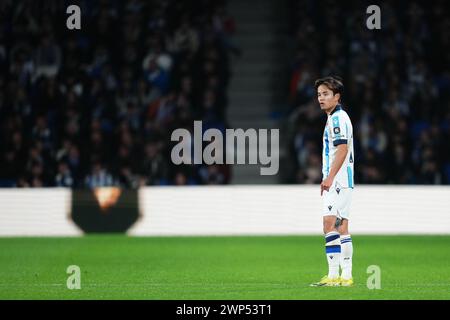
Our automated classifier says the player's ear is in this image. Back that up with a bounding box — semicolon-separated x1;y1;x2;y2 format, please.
335;93;341;102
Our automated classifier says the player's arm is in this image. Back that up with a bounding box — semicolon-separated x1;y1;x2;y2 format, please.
321;144;347;194
327;143;348;181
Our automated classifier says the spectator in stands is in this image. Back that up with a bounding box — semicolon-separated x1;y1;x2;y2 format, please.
34;33;62;81
85;160;116;188
55;162;74;187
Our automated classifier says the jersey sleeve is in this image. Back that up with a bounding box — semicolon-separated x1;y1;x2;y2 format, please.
330;113;348;146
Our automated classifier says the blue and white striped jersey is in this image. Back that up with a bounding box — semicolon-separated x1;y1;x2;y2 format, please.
322;105;354;188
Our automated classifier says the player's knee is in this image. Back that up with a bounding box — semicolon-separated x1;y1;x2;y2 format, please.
323;223;336;234
338;219;349;235
338;227;349;235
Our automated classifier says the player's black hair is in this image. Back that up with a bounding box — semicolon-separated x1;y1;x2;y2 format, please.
314;76;344;103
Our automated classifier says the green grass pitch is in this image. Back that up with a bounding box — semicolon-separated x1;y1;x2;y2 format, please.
1;235;449;299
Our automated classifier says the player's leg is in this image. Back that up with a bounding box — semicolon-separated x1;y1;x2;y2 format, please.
337;187;353;285
311;188;341;286
311;214;342;286
323;215;341;281
338;219;353;285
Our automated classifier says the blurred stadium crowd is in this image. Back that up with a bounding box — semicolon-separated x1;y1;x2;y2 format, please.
1;0;449;188
0;0;235;188
286;0;450;184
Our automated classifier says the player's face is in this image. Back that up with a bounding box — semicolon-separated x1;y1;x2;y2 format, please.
317;84;339;112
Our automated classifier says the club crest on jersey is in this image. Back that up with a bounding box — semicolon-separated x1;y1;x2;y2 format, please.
333;127;340;134
332;116;340;127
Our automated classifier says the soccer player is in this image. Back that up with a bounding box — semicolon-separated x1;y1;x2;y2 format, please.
310;76;354;287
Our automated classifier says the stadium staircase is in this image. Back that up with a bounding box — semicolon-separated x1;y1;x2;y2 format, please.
226;0;290;184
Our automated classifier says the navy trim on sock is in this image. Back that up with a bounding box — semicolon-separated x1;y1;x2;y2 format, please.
325;245;341;254
325;234;340;243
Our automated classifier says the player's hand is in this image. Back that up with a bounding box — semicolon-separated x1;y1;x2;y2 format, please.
320;177;333;196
